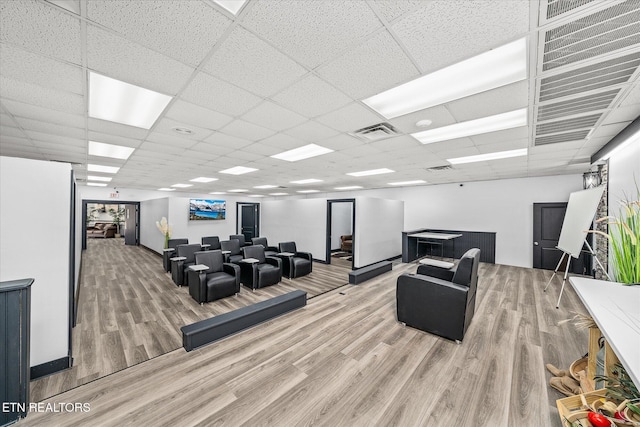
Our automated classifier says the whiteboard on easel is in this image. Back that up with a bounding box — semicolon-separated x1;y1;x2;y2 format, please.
557;186;605;258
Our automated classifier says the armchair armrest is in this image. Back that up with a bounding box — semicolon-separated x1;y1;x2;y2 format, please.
294;251;312;261
187;269;207;303
170;256;187;262
416;264;455;281
223;263;241;288
265;256;282;269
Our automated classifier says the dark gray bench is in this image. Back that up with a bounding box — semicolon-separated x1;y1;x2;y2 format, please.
181;290;307;352
348;261;393;285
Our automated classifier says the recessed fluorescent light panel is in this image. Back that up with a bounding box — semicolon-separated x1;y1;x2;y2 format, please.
228;189;249;193
87;164;120;174
334;186;363;190
254;185;278;189
88;141;135;160
347;168;395;177
190;177;218;183
447;148;528;165
297;190;319;193
89;72;172;129
209;191;226;195
212;0;247;15
158;188;176;191
290;179;323;184
388;180;426;186
171;183;193;188
363;38;527;119
219;166;258;175
87;175;112;182
248;194;265;198
269;192;288;196
271;144;334;162
412;109;527;144
87;182;107;187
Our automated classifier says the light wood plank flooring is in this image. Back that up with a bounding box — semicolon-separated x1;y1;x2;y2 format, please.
30;238;351;402
21;253;590;427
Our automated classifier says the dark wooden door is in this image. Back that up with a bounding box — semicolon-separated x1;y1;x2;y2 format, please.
124;204;137;246
533;203;567;270
241;204;258;241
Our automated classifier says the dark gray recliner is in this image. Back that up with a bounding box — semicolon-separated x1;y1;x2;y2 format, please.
239;245;282;290
251;237;278;257
163;238;188;272
229;234;250;247
201;236;221;250
220;239;243;263
277;241;312;279
171;244;202;286
396;248;481;342
187;250;240;304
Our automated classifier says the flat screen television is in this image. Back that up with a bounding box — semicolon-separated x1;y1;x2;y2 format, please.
189;199;226;221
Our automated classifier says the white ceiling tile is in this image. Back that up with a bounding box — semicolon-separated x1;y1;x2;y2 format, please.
619;82;640;107
87;131;142;149
271;75;353;118
0;44;83;94
0;135;33;147
22;130;84;147
601;104;640;124
153;117;215;141
0;125;27;139
189;141;234;156
388;105;457;134
470;127;530;145
392;0;529;73
316;102;383;132
181;72;262;117
241;0;383;68
135;142;185;156
446;81;529;122
32;139;85;153
87;25;194;94
220;119;276;141
45;0;80;15
3;99;84;129
476;139;528;154
17;117;84;139
0;0;81;65
259;133;304;150
145;132;196;149
283;120;340;142
371;0;426;22
88;118;149;140
0;77;84;114
368;135;422;152
224;149;264;162
317;30;419;99
87;0;230;67
165;100;233;131
243;142;281;156
317;133;365;151
242;101;307;132
203;132;254;150
203;26;307;97
588;122;630;139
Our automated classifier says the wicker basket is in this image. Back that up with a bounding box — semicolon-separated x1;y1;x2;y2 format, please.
557;390;640;427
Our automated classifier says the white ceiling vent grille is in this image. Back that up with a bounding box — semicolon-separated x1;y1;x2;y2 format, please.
350;122;399;142
535;129;591;145
546;0;596;20
426;165;453;172
539;52;640;101
542;0;640;71
536;113;601;135
537;89;619;121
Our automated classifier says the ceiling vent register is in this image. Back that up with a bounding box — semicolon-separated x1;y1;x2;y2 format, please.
537;89;620;121
426;165;453;172
350;122;399;142
536;113;601;135
542;0;640;71
535;129;591;145
546;0;596;19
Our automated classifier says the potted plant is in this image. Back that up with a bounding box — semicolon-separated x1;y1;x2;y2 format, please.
155;217;172;249
108;207;125;237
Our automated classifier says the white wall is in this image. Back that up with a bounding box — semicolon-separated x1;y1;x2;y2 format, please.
261;199;327;261
354;197;404;268
168;197;237;250
0;156;71;367
140;198;169;253
608;137;640;213
331;201;353;250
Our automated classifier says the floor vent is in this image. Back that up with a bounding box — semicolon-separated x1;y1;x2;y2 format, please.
542;0;640;71
426;165;453;172
546;0;596;20
537;89;619;121
535;129;591;145
350;122;399;142
536;113;601;135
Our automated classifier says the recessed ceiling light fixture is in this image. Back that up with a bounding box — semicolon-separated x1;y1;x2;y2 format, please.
415;119;433;128
171;183;193;188
334;186;363;190
269;192;288;196
347;168;395;177
212;0;248;15
87;175;113;182
209;191;227;195
254;184;278;189
290;178;323;184
158;188;176;191
412;108;527;144
447;148;528;164
87;164;120;174
248;194;265;198
271;144;334;162
388;180;426;186
88;141;135;160
228;189;249;193
89;72;172;129
362;38;527;119
87;182;107;187
297;190;320;193
219;166;258;175
190;177;218;183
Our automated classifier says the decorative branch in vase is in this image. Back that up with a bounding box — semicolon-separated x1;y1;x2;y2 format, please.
155;217;172;249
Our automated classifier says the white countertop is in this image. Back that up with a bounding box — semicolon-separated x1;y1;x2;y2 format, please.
569;277;640;387
408;232;463;240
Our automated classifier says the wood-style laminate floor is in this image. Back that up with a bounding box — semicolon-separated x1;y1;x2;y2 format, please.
22;249;590;427
30;238;351;403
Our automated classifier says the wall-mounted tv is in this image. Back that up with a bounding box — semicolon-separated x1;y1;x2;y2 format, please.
189;199;226;221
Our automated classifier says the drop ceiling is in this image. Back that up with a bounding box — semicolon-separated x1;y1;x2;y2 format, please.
0;0;639;194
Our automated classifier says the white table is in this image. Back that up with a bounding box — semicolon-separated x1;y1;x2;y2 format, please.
407;232;462;258
570;277;640;387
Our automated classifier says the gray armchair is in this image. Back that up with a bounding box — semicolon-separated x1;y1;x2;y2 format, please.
187;250;240;304
396;248;480;342
171;244;202;286
251;237;278;257
220;239;243;263
277;241;312;279
239;245;282;290
201;236;221;250
163;238;188;272
229;234;250;247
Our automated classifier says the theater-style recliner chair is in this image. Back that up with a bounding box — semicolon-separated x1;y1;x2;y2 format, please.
277;241;312;279
396;248;480;342
239;245;282;290
170;243;202;286
251;237;278;257
201;236;221;250
163;238;189;273
220;239;243;263
187;250;240;304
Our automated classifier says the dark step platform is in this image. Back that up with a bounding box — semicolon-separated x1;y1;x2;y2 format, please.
348;261;393;285
181;290;307;352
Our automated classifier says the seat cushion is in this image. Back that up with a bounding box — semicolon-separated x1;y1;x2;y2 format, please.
206;272;238;301
257;263;280;287
292;257;312;277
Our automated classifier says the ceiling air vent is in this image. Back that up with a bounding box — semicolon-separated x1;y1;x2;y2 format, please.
350;122;399;142
535;129;591;145
426;165;453;172
537;89;619;121
546;0;596;20
536;113;601;135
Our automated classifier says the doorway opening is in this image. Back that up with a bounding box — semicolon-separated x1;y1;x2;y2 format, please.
237;202;260;242
326;199;355;269
82;200;140;250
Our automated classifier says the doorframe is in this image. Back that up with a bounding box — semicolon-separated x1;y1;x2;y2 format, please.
236;202;260;238
326;199;355;268
82;199;141;250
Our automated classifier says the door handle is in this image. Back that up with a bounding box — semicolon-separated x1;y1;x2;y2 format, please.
534;241;539;246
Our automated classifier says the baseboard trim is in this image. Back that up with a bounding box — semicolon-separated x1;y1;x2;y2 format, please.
30;356;72;380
